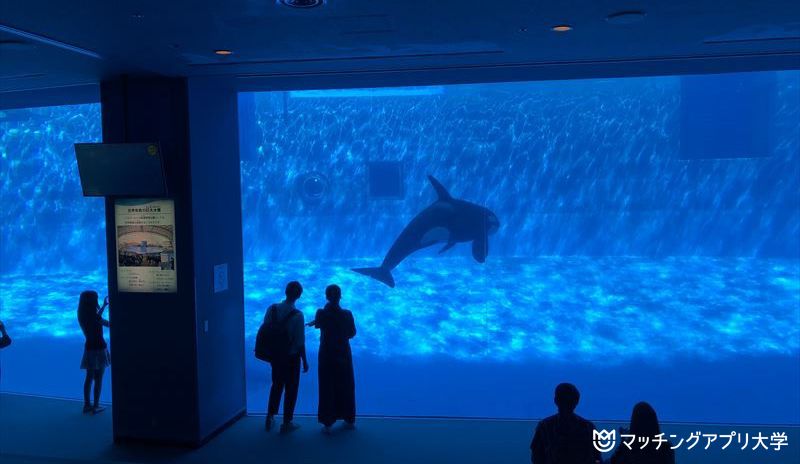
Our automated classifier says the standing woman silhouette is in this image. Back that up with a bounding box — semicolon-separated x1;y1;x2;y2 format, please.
77;291;110;414
308;284;357;433
610;402;675;464
0;320;11;383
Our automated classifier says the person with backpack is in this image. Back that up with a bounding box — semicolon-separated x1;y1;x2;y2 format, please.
530;383;602;464
261;281;308;433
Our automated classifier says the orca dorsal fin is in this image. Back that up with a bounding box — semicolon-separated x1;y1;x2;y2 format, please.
427;175;453;201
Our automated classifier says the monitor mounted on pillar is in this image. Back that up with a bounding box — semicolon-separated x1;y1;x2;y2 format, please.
75;142;168;197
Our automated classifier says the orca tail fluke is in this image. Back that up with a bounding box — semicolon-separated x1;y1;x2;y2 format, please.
352;266;395;288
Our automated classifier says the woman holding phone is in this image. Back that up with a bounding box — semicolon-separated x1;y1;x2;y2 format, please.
77;290;110;414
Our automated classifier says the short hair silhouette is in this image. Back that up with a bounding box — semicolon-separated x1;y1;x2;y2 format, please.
285;281;303;300
554;383;580;412
630;401;661;437
326;284;342;303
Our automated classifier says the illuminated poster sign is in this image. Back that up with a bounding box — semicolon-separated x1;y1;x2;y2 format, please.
114;199;177;293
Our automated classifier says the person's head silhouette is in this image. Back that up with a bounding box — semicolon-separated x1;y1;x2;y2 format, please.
79;290;99;311
326;284;342;305
554;383;580;414
629;401;661;438
285;281;303;302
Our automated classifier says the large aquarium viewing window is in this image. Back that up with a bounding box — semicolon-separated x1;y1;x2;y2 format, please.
0;72;797;425
238;71;800;423
0;103;107;400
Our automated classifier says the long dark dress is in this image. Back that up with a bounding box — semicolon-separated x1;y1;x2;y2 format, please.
315;303;356;426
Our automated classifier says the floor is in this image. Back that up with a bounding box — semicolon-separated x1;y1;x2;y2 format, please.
1;394;798;464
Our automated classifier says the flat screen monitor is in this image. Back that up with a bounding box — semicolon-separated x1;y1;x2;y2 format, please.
75;143;167;197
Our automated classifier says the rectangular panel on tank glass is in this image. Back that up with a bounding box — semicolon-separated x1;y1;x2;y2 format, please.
679;72;776;159
114;198;177;293
367;161;405;199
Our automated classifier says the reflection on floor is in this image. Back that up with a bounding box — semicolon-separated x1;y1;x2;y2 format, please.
1;394;798;464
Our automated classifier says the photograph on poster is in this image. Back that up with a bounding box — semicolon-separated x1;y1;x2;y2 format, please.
117;225;175;268
114;199;177;293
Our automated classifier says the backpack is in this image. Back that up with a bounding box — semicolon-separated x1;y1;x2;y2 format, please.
255;304;298;362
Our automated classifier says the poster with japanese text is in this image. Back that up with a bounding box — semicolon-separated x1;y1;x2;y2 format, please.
114;199;177;293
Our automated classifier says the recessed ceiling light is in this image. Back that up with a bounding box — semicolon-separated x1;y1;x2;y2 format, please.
214;49;234;56
551;24;573;32
279;0;324;8
606;11;647;25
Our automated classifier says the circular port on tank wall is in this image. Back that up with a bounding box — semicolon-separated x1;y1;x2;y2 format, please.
296;172;329;205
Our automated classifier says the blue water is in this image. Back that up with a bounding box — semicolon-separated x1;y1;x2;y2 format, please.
1;72;799;423
3;258;796;362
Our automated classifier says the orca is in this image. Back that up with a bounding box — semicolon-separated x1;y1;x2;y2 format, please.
353;175;500;288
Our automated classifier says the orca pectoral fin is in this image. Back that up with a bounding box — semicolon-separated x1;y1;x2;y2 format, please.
439;241;457;254
471;236;489;263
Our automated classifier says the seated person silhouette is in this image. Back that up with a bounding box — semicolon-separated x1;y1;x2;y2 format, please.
610;402;675;464
530;383;601;464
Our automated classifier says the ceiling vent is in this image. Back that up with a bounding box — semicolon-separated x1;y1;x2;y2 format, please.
279;0;324;8
606;11;646;25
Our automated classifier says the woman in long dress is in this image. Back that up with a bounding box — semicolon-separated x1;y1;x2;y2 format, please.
308;284;357;433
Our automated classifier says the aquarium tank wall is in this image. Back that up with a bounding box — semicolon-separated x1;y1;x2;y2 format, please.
0;103;108;400
0;71;798;424
238;71;800;423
